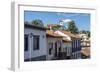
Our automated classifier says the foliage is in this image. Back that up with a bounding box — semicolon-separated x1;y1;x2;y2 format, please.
31;19;44;26
51;25;61;30
67;20;79;34
80;30;90;38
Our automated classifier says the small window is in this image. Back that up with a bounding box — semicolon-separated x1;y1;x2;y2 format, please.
33;35;39;50
49;49;52;55
49;42;53;55
24;34;28;51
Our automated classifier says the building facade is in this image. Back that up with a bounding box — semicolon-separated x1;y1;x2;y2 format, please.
55;30;81;59
24;24;47;61
46;30;63;60
24;23;82;61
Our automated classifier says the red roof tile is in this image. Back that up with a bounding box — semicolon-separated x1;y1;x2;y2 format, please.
59;30;81;39
81;48;90;56
46;30;63;38
62;38;72;42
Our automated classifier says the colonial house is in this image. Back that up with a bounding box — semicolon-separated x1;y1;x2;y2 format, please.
46;30;72;60
47;24;73;59
24;23;82;61
55;30;81;59
62;38;72;59
24;24;47;61
46;30;63;60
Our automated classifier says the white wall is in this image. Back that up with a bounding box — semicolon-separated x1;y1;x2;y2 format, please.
47;37;62;60
0;0;100;73
63;42;72;56
47;37;56;60
24;28;47;59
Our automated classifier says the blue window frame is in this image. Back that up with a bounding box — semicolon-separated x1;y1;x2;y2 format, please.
33;35;40;50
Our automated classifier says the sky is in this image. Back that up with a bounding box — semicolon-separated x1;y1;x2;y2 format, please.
24;11;90;31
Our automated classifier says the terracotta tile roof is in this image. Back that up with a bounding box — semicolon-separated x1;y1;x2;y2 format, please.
62;38;72;42
59;30;81;39
47;24;63;27
46;30;73;42
46;30;63;38
81;48;90;56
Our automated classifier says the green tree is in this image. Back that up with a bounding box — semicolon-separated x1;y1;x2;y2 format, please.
67;20;79;34
85;31;90;38
52;25;61;30
31;19;44;26
80;30;90;38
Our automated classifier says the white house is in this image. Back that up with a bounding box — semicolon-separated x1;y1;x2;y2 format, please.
46;30;63;60
46;30;74;60
24;23;82;61
55;30;72;59
55;30;81;59
24;24;47;61
62;38;72;59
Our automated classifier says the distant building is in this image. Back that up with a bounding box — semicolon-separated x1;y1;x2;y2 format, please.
79;33;90;47
79;33;90;58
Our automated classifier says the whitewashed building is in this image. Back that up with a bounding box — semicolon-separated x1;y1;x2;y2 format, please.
24;24;47;61
55;30;72;59
55;30;81;59
62;38;72;59
46;30;63;60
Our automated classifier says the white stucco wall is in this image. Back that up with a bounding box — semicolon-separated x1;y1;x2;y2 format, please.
24;28;47;59
63;42;72;56
47;37;62;60
47;37;55;60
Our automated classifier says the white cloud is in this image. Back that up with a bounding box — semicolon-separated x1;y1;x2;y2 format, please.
60;19;72;23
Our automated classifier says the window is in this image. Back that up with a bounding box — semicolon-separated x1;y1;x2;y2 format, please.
75;40;77;48
33;35;39;50
77;40;78;47
49;42;53;55
73;40;75;48
49;49;52;55
24;34;28;51
72;42;74;48
58;41;62;52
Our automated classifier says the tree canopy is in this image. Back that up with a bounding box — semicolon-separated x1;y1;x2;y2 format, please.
67;20;79;34
31;19;44;27
51;25;61;30
80;30;90;38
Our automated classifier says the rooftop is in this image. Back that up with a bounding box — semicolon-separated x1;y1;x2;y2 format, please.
46;30;63;38
47;24;63;27
59;30;81;39
81;48;90;57
46;30;72;42
62;38;72;42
